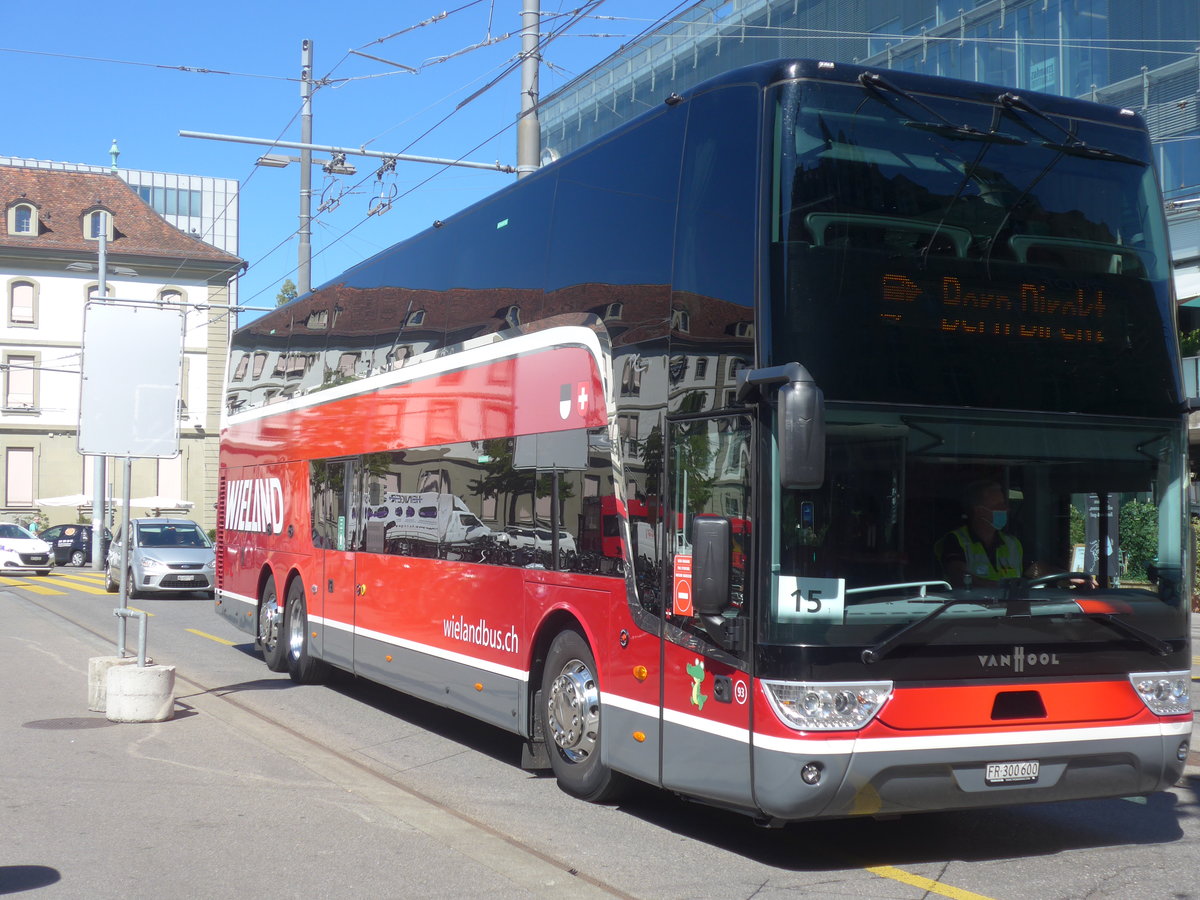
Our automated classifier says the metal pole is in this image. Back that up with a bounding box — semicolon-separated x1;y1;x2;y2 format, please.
299;39;314;297
91;216;108;569
116;456;132;656
517;0;541;179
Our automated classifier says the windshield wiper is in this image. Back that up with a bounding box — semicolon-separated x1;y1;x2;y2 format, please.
860;72;1023;144
861;597;1000;664
1017;578;1173;655
1083;612;1172;656
998;92;1146;167
904;120;1026;145
1038;140;1146;167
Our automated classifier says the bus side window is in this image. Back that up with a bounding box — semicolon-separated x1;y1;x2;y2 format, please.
311;460;348;550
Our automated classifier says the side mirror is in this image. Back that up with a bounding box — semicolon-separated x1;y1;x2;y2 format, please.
691;515;731;616
690;515;747;653
736;362;825;490
778;379;825;490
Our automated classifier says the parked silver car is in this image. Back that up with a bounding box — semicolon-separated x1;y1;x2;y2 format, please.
105;518;215;598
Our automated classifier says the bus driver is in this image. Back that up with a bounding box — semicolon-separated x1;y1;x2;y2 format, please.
936;480;1023;587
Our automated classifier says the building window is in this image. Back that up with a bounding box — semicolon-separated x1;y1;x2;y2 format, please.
603;302;623;321
694;357;708;380
8;202;37;235
159;289;183;307
5;447;35;507
503;305;521;328
671;309;690;333
3;353;37;410
84;209;113;241
135;185;202;218
8;280;37;326
405;309;426;327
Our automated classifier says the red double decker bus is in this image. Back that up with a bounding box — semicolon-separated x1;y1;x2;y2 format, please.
217;60;1192;821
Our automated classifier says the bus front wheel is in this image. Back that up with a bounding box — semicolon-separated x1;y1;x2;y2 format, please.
258;581;287;672
541;629;623;802
285;580;328;685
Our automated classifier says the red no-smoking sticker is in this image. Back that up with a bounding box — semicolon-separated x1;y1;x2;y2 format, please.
672;554;693;617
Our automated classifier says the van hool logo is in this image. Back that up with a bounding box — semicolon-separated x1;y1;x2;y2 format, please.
978;645;1061;672
225;477;285;534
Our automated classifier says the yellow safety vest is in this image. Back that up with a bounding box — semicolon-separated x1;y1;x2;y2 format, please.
945;526;1022;581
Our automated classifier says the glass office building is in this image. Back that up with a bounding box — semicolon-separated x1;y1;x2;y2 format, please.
538;0;1200;302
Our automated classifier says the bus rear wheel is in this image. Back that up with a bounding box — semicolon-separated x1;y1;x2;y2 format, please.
541;629;623;802
285;580;328;685
258;580;287;672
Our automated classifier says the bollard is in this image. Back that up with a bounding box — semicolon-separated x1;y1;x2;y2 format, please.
87;656;138;712
106;664;176;723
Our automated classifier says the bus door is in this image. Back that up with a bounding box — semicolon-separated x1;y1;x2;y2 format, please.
660;415;755;808
310;458;357;670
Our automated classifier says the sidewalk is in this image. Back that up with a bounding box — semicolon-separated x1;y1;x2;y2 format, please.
0;593;612;899
2;592;1197;898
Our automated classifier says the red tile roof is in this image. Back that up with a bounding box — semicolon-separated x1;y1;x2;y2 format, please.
0;165;242;268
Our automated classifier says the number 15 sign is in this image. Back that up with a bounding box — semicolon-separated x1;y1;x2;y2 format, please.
774;576;845;624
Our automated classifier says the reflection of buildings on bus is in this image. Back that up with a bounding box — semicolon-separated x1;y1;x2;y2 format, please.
226;283;754;566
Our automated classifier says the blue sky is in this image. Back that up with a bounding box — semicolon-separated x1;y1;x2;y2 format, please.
2;1;679;321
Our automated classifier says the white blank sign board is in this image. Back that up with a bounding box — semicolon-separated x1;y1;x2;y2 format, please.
79;301;183;458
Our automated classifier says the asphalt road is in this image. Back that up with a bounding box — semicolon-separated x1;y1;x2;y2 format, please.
4;567;1199;900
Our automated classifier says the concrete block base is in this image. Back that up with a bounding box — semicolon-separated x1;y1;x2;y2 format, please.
105;664;176;723
88;656;138;712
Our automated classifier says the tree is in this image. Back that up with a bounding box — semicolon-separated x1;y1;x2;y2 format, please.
276;278;298;307
1118;498;1159;582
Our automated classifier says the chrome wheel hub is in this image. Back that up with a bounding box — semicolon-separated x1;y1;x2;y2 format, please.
546;658;599;762
259;600;279;649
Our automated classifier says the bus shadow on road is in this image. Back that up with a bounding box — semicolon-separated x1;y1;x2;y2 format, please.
322;668;525;765
614;778;1193;869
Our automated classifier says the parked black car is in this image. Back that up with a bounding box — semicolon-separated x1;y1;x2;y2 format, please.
39;524;112;567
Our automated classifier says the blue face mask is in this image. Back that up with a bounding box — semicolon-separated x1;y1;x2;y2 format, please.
991;510;1008;530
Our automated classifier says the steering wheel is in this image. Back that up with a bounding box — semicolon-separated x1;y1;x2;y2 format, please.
1027;571;1094;590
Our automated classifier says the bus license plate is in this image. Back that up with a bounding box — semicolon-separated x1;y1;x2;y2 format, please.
985;760;1039;785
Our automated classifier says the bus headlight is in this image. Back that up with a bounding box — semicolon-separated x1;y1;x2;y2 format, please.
1129;671;1191;716
762;680;892;731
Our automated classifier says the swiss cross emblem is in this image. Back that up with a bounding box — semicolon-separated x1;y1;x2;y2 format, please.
576;382;590;417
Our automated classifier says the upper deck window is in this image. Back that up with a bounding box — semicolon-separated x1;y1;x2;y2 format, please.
767;77;1177;417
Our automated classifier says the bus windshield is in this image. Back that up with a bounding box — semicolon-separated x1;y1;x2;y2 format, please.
769;406;1189;649
768;78;1180;417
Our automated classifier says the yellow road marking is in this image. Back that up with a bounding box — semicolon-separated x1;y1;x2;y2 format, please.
47;577;111;595
53;572;106;582
867;866;998;900
0;580;66;595
187;628;236;646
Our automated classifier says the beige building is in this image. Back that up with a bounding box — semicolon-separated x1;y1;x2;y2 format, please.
1;163;243;533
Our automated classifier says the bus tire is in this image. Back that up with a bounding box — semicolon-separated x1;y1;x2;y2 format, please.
285;580;328;685
541;628;623;802
258;580;287;672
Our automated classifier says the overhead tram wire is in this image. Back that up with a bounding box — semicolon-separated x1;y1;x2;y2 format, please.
234;1;680;312
0;45;296;81
236;101;541;312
